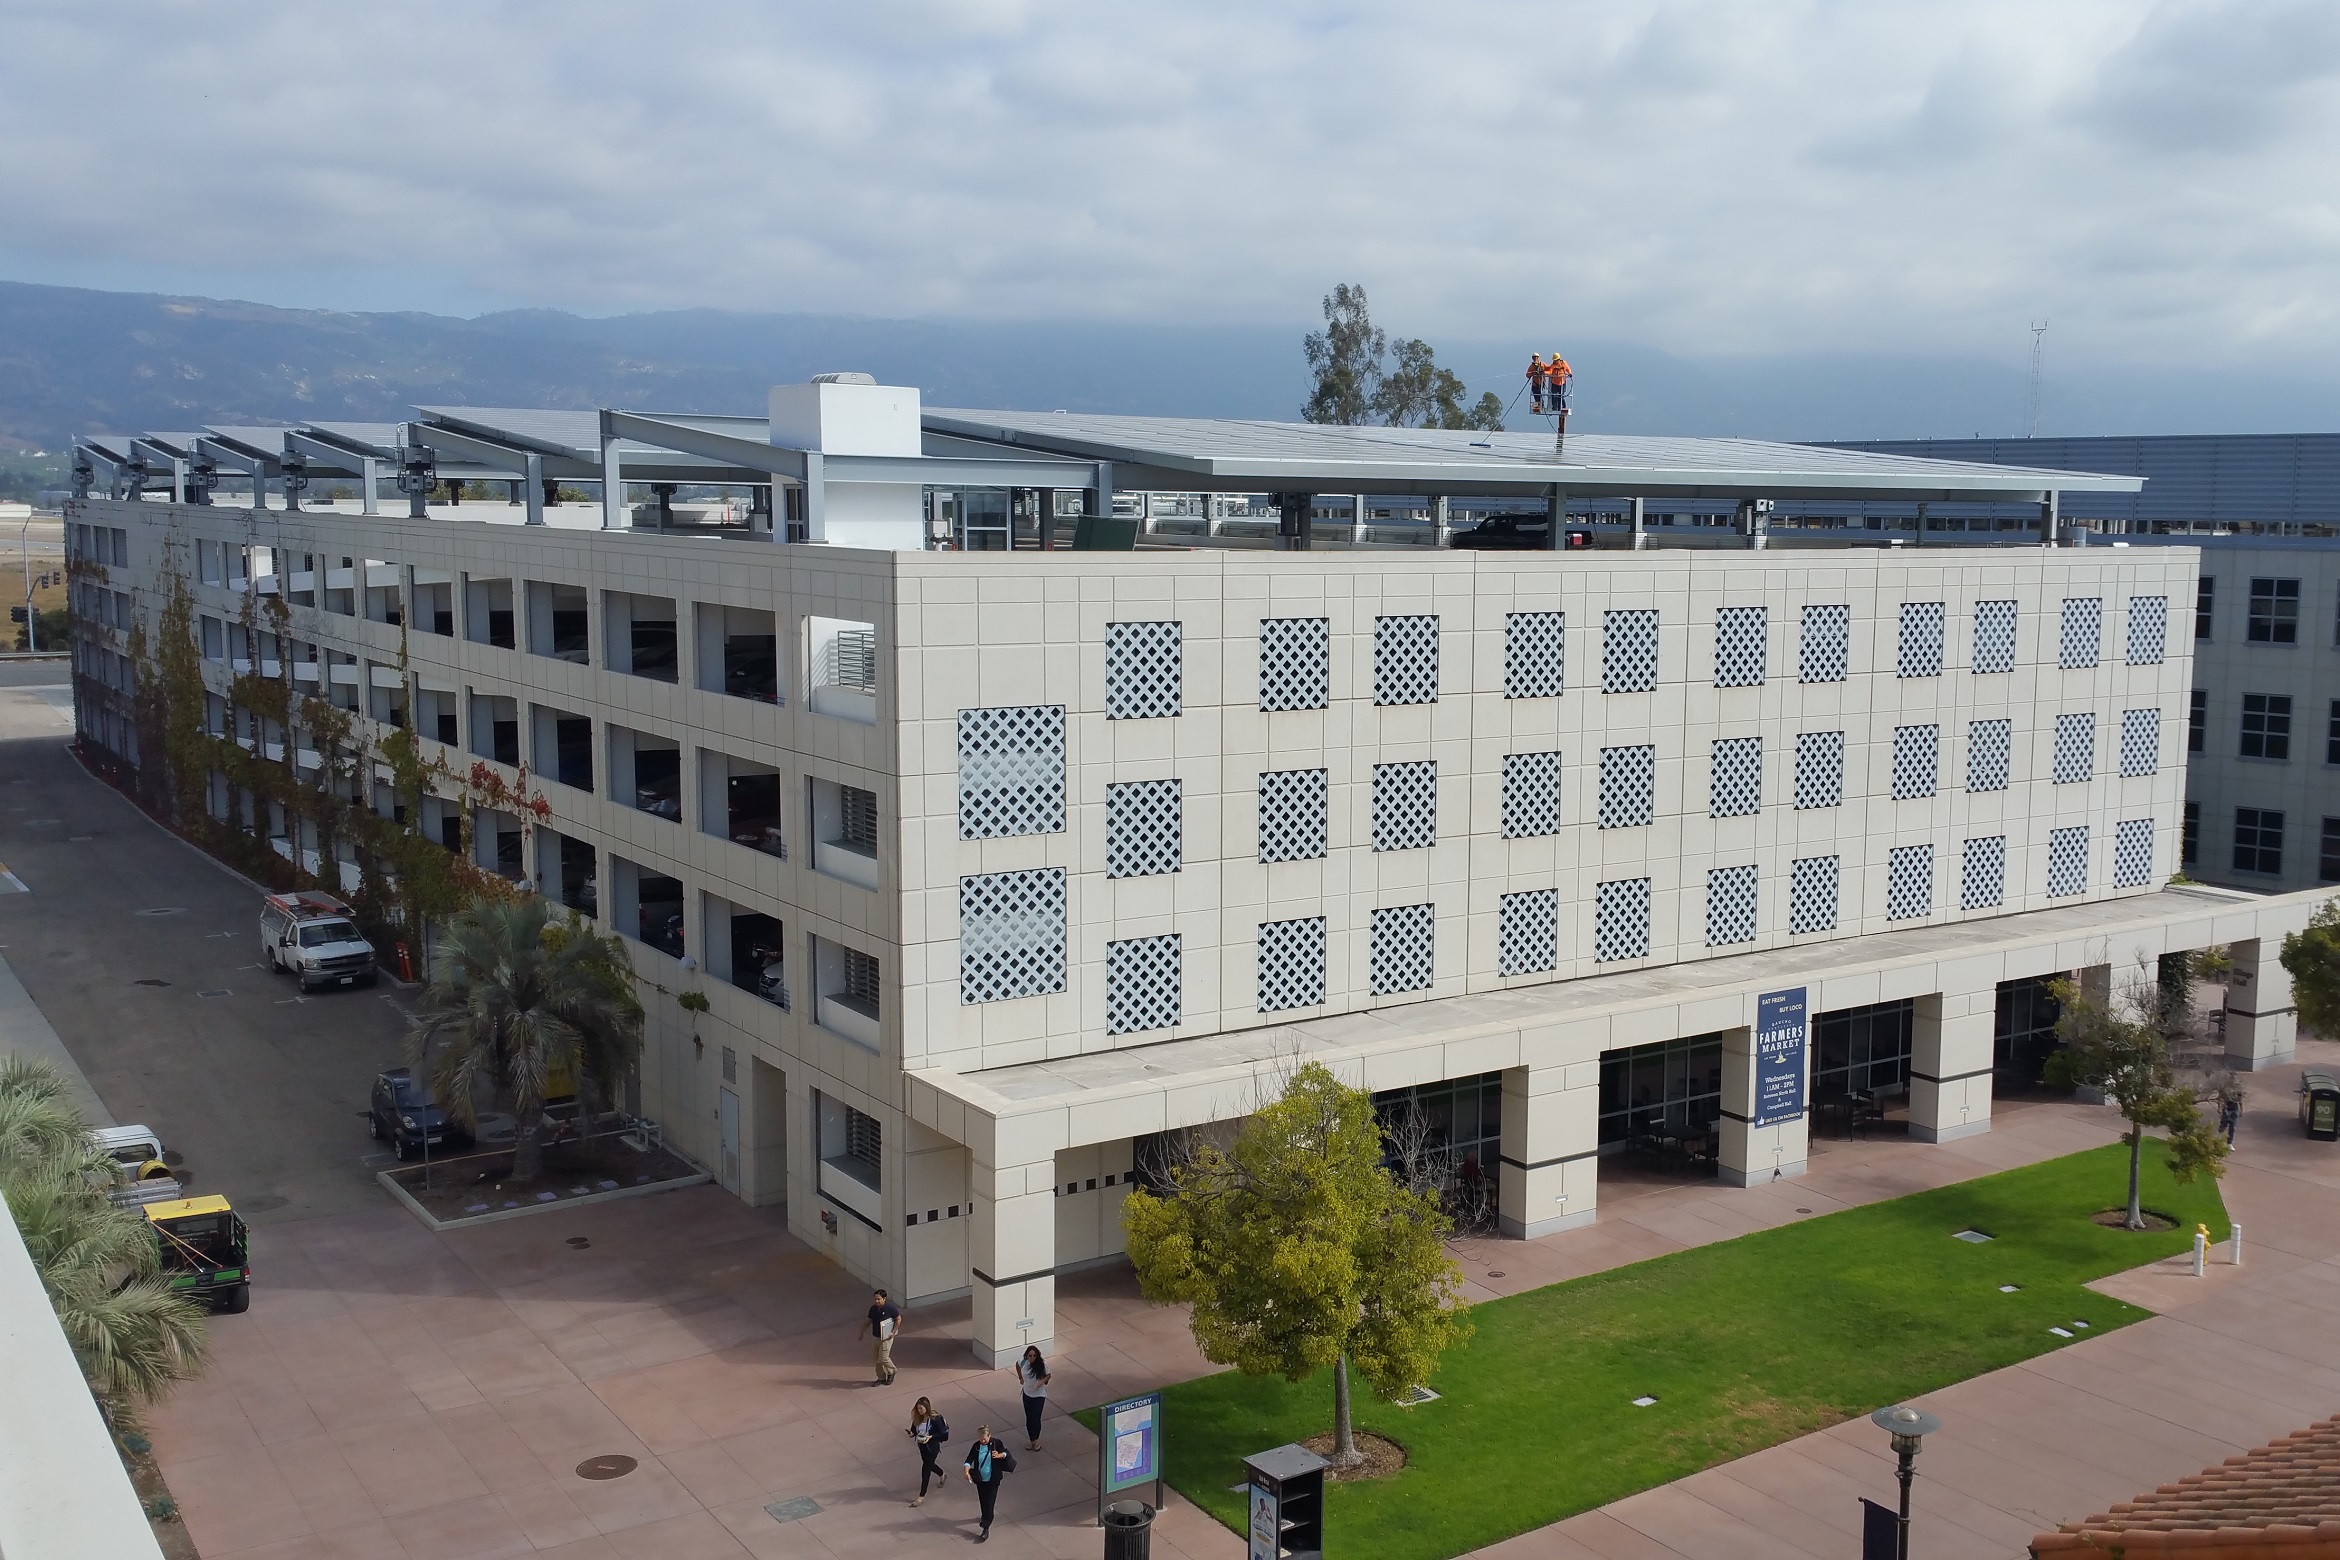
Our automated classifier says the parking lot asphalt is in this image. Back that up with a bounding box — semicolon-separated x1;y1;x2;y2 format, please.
0;672;415;1225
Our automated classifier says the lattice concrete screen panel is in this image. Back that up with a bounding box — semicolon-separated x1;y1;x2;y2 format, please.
1258;768;1330;862
1259;617;1330;712
1795;731;1844;810
1370;903;1436;995
2128;596;2167;666
1374;614;1440;706
959;867;1067;1005
2060;598;2103;669
1106;779;1181;878
1801;604;1850;684
1706;864;1759;946
1106;933;1181;1035
1962;835;2007;909
1499;888;1558;975
1372;761;1438;852
1502;751;1562;838
1899;602;1945;678
1594;877;1652;962
1714;606;1767;688
1710;737;1762;818
1887;844;1934;920
1973;600;2018;676
1599;745;1657;828
1257;915;1327;1012
1603;609;1659;694
2120;708;2160;777
958;705;1065;839
1968;719;2013;792
2113;818;2154;888
1505;611;1565;699
1105;621;1182;720
1892;725;1940;799
2053;713;2096;785
1790;855;1838;933
2047;825;2090;897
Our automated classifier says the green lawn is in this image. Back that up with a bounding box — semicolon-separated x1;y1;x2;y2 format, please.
1088;1141;2224;1560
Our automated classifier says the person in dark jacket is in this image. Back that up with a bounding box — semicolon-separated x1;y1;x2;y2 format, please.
907;1396;951;1505
962;1424;1016;1541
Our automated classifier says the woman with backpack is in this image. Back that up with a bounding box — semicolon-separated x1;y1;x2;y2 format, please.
1014;1344;1052;1450
907;1396;951;1506
962;1424;1016;1542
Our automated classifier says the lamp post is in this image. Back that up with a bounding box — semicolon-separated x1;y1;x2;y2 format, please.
1870;1404;1941;1559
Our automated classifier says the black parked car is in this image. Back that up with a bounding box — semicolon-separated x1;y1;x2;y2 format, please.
1452;514;1550;550
368;1068;468;1161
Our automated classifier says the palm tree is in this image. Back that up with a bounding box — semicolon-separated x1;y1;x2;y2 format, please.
0;1056;209;1423
412;896;645;1183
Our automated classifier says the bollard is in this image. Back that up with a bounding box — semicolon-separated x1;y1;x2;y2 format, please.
2192;1225;2208;1277
2231;1221;2244;1267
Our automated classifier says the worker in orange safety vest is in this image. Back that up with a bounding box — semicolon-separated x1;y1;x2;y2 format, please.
1547;355;1573;411
1526;353;1548;415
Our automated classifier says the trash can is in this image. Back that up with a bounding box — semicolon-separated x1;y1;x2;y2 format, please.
1102;1499;1154;1560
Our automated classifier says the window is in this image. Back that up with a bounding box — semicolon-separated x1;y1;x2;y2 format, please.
957;705;1066;838
2182;802;2198;866
1107;934;1181;1034
1504;612;1565;699
2058;598;2103;669
1709;737;1762;818
1370;761;1438;851
1369;904;1436;995
1813;1000;1915;1101
1593;878;1652;962
1891;724;1939;799
2195;576;2214;641
2240;694;2292;761
1373;615;1440;705
1898;602;1945;678
1258;768;1329;862
819;1095;882;1193
1259;617;1331;711
1713;607;1766;688
2127;596;2167;665
1789;857;1838;933
1603;609;1659;693
2190;691;2208;754
1500;752;1562;838
2233;808;2285;876
1973;600;2018;675
839;785;878;853
1106;779;1181;877
1705;865;1758;946
2046;826;2090;897
2247;577;2300;644
1498;889;1558;975
1800;604;1850;683
2051;712;2095;785
1257;916;1327;1011
1598;745;1657;828
1599;1035;1724;1149
843;946;881;1009
959;869;1068;1005
1794;732;1844;809
1105;621;1182;719
2321;818;2340;884
2328;699;2340;766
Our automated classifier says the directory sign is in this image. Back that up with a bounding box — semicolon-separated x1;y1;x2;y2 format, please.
1249;1482;1280;1560
1098;1391;1163;1519
1754;986;1809;1127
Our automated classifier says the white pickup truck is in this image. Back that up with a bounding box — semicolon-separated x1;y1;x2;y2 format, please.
259;890;377;991
92;1125;184;1206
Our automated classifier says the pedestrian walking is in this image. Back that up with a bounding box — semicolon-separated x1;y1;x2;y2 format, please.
907;1396;952;1505
860;1288;900;1386
963;1424;1016;1542
2221;1089;2243;1145
1014;1343;1052;1450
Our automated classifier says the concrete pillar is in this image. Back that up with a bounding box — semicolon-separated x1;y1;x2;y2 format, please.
970;1153;1056;1365
2226;938;2298;1071
1720;1025;1810;1186
1544;485;1566;549
360;456;380;516
600;438;626;530
1351;493;1369;544
1909;992;1995;1143
1630;496;1646;551
523;453;545;525
1497;1064;1598;1238
1432;494;1451;547
2079;963;2112;1010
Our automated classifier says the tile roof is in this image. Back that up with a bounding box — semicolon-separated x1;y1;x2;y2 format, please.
2032;1415;2340;1558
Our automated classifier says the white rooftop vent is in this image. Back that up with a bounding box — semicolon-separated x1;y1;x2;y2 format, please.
808;372;877;385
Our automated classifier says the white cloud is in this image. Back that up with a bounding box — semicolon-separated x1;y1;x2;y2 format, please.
2;0;2336;369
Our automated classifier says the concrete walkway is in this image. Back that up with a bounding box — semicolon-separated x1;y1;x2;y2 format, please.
1469;1041;2340;1560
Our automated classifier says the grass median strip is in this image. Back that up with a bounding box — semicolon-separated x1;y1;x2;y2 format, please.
1086;1140;2223;1560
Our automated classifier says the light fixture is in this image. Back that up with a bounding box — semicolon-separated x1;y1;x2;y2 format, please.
1868;1404;1941;1560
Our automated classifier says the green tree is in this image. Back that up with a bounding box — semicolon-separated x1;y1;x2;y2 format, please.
0;1056;209;1424
1463;391;1507;432
1303;284;1386;426
2044;965;2227;1229
1375;338;1470;429
412;896;645;1183
1122;1063;1470;1466
2282;897;2340;1038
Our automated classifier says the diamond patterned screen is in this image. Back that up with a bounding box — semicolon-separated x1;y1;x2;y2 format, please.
1790;855;1838;934
1800;604;1850;684
1258;768;1329;862
1706;864;1759;946
1370;903;1436;995
1105;621;1182;719
2052;712;2096;785
1372;761;1438;852
1504;611;1565;699
1259;617;1330;712
1598;744;1657;828
1892;724;1940;799
1967;719;2012;792
1899;602;1946;678
2127;596;2168;666
959;868;1066;1005
1603;609;1659;694
1257;915;1327;1012
2046;825;2090;897
1961;835;2006;910
1794;731;1844;809
1886;844;1934;920
1501;751;1562;838
1593;877;1653;962
2060;598;2103;669
1106;779;1181;877
958;705;1065;839
1374;614;1440;706
2119;708;2160;777
1710;737;1763;818
1714;607;1768;688
1498;888;1558;975
1973;600;2018;675
2113;818;2154;888
1106;933;1181;1035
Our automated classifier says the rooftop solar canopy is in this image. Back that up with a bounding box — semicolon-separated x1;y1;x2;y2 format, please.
921;409;2148;501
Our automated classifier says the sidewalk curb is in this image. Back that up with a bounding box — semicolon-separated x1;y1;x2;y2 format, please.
376;1167;712;1231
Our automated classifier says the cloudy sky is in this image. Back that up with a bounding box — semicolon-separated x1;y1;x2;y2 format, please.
4;0;2337;375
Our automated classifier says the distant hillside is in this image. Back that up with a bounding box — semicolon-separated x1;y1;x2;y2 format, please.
3;278;2336;458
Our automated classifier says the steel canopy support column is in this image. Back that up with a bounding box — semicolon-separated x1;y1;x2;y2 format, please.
1275;491;1314;551
1720;1025;1810;1185
2043;489;2060;547
599;416;626;531
1498;1065;1597;1238
970;1152;1056;1366
1352;492;1369;544
1036;487;1056;550
1544;486;1566;549
1909;992;1995;1143
523;453;545;525
360;456;380;515
1630;495;1646;551
801;451;825;542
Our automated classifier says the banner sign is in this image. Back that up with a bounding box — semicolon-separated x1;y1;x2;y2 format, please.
1754;987;1809;1128
1098;1391;1164;1519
